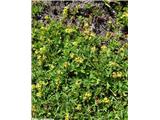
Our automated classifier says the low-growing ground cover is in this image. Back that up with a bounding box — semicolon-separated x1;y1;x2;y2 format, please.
32;0;128;119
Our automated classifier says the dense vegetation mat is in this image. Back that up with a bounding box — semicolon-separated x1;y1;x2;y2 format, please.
32;1;128;119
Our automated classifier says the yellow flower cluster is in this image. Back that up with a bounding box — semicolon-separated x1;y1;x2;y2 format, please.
32;80;47;97
83;92;92;100
101;45;107;51
112;71;123;78
63;6;69;17
101;97;110;103
65;28;74;34
74;57;84;63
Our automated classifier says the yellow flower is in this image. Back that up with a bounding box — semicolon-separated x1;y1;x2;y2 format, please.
44;15;49;20
65;113;69;120
40;46;46;54
63;62;69;68
112;72;123;78
84;92;92;100
65;28;74;33
76;104;81;111
124;12;128;17
72;41;78;46
102;97;110;103
36;83;41;89
84;29;90;35
101;45;107;51
36;92;42;97
119;47;124;52
32;105;36;112
63;6;69;17
38;60;43;66
117;72;123;78
85;92;92;97
112;72;117;78
74;57;84;63
108;20;112;24
35;50;39;54
49;64;55;69
124;43;128;48
90;32;96;37
84;22;89;28
32;84;36;90
91;46;96;52
70;53;74;58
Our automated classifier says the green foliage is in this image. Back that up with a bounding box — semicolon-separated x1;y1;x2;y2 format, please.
32;1;128;119
32;1;45;17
